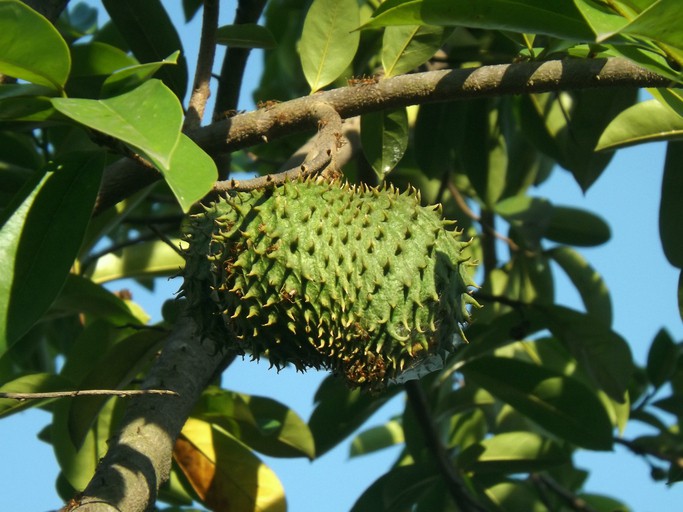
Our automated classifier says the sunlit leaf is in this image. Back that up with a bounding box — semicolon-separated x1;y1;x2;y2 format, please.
194;386;315;460
659;141;683;268
0;0;70;90
52;80;182;169
101;51;180;97
0;152;104;351
84;239;184;284
597;99;683;151
361;108;409;179
177;417;286;512
382;24;446;78
457;431;570;473
102;0;188;99
300;0;360;92
365;0;594;41
617;0;683;51
482;479;547;511
573;0;629;40
216;24;277;49
163;134;217;212
462;356;614;450
548;246;612;325
350;420;404;457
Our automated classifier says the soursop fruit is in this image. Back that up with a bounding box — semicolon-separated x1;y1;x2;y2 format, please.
182;178;477;389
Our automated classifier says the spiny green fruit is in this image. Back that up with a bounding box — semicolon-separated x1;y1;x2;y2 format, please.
182;178;478;389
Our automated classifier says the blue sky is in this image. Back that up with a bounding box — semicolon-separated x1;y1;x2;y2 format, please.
2;2;682;511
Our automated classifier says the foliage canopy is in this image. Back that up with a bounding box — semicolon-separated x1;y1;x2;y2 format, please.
1;0;683;511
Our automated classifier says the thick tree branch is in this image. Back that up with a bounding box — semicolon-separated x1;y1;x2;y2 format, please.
70;316;225;512
0;389;177;400
94;58;671;213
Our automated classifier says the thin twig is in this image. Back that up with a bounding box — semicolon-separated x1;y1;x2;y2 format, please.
0;389;179;401
404;381;488;512
184;0;220;130
212;101;343;192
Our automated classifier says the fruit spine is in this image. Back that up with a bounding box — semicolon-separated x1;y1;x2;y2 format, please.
182;178;477;389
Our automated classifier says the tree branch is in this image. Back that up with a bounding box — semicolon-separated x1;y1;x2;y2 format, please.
184;0;220;131
0;389;178;400
70;316;225;512
404;381;488;512
93;57;673;213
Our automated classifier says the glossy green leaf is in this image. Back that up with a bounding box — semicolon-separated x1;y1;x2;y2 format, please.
457;431;570;473
350;420;404;458
102;0;188;99
163;134;217;212
462;356;614;450
617;0;683;50
177;418;286;512
101;51;180;97
216;24;277;49
51;274;143;326
350;463;438;512
597;99;683;151
0;152;104;351
53;393;119;491
0;0;70;90
659;141;683;267
67;328;167;448
531;305;633;401
544;206;611;247
70;42;138;78
481;479;547;511
382;24;446;78
0;373;72;418
365;0;594;41
548;246;612;325
194;386;315;460
646;329;678;389
0;83;56;101
52;80;182;170
300;0;360;92
85;239;184;284
414;102;467;179
361;108;409;179
573;0;629;40
309;375;398;456
0;96;60;122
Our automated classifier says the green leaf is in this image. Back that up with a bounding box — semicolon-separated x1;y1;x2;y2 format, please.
457;431;570;474
350;420;404;457
0;152;104;351
659;141;683;268
51;274;143;326
216;24;277;49
0;0;70;90
0;373;73;418
597;99;683;151
365;0;594;41
548;246;612;325
309;375;398;456
178;418;286;512
350;463;438;512
100;51;180;97
361;108;409;179
52;80;182;170
67;328;167;448
194;386;315;460
299;0;360;92
646;329;679;389
531;305;633;401
544;206;611;247
102;0;188;99
462;356;614;450
573;0;630;40
163;134;217;212
481;479;547;511
579;493;632;512
84;239;184;284
617;0;683;50
414;102;467;179
382;25;446;78
69;42;138;78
